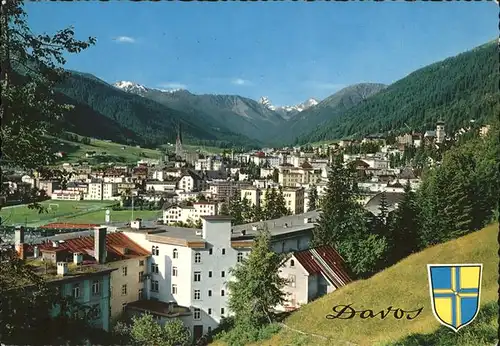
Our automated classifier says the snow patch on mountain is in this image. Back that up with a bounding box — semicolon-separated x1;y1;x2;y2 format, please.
114;81;185;95
259;96;319;119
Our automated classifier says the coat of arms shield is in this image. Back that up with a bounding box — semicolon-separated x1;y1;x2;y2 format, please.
427;264;482;332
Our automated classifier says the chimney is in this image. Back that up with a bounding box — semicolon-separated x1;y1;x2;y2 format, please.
241;230;246;236
52;240;59;248
131;219;142;230
57;262;68;276
94;227;107;264
73;252;83;265
15;226;25;246
33;246;40;258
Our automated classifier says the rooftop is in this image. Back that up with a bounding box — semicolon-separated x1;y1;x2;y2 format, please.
126;300;191;318
25;259;115;283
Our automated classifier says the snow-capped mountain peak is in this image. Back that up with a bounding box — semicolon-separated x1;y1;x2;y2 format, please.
259;96;319;119
259;96;276;110
114;81;149;93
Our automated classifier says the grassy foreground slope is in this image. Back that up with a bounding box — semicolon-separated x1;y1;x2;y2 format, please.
254;223;498;346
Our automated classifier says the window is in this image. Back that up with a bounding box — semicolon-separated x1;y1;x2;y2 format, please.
138;271;144;282
208;271;212;278
173;248;178;258
208;326;212;333
172;266;178;276
221;271;225;278
194;308;201;320
138;289;144;300
92;280;100;296
208;290;212;297
122;303;127;313
208;308;212;315
221;308;225;315
194;252;201;263
221;248;226;255
172;284;177;294
73;283;80;298
290;259;295;267
237;252;243;263
151;280;159;292
122;266;128;276
151;263;159;274
221;289;225;297
121;284;127;296
209;248;213;255
194;271;201;282
194;290;201;300
139;259;144;266
151;245;159;256
288;274;296;288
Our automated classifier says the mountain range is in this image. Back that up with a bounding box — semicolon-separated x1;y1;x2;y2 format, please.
51;40;498;149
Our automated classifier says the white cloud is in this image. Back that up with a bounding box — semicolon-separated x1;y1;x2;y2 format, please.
113;36;136;44
306;81;346;90
231;78;252;86
157;82;187;90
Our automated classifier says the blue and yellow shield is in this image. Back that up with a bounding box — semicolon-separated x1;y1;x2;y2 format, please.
427;264;483;332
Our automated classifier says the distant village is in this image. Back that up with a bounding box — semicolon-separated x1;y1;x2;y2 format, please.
0;120;491;341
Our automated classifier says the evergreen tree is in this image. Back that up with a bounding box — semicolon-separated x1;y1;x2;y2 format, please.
240;197;253;223
262;187;276;220
389;180;420;262
275;187;290;217
251;204;264;222
378;191;389;225
228;192;244;225
227;224;288;327
307;184;318;211
312;154;365;247
219;202;230;216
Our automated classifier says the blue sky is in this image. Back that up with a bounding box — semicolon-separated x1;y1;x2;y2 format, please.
26;2;496;106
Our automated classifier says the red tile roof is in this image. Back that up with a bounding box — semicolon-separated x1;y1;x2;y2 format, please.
293;245;352;288
38;232;150;262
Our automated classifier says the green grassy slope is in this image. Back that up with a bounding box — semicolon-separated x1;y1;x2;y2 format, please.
51;136;162;164
251;223;498;346
296;40;499;144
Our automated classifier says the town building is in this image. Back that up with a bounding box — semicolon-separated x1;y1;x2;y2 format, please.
163;202;218;225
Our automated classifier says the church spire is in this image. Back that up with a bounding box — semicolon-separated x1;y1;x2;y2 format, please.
175;122;184;158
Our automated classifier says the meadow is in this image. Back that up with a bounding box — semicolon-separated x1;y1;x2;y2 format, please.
212;223;498;346
0;200;162;227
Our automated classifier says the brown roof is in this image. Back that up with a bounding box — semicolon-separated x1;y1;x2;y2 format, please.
38;232;150;261
293;245;352;288
300;161;313;169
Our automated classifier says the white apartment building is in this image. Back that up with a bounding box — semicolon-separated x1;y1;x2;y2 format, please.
195;158;225;171
86;181;118;200
122;212;319;341
163;202;218;225
240;186;304;215
146;180;178;193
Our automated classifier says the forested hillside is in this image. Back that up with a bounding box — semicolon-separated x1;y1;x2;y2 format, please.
275;83;386;144
296;40;499;144
55;72;259;149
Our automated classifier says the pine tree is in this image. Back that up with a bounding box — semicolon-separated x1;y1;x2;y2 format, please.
241;197;253;223
227;224;288;327
275;186;290;217
219;202;230;216
228;192;244;225
251;204;264;222
307;184;318;211
312;154;365;248
389;180;420;262
262;187;276;220
378;191;389;224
